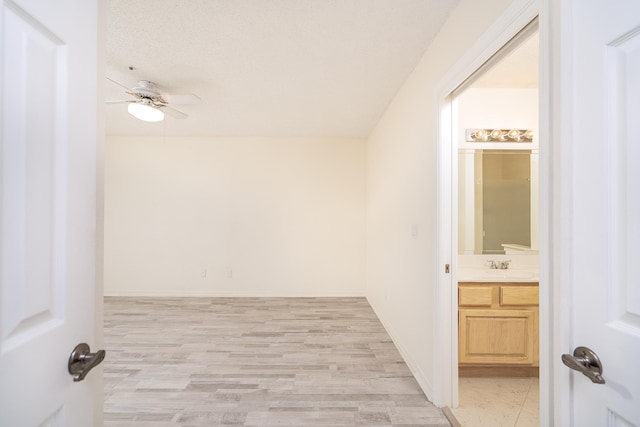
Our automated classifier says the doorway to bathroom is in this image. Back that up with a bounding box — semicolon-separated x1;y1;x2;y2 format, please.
448;20;541;426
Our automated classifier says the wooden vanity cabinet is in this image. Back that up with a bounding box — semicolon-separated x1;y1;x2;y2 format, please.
458;282;539;367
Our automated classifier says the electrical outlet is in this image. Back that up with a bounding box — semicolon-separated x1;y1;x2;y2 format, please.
201;269;207;279
227;266;233;279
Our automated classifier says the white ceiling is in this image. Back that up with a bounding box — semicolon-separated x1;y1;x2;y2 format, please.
105;0;460;138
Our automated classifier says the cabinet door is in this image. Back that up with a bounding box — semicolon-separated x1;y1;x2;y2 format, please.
459;309;536;364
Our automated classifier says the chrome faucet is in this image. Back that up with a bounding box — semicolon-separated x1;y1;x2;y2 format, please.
488;260;511;269
499;260;511;269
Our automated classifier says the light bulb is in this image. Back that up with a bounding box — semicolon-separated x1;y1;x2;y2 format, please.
507;129;520;140
474;129;488;141
128;101;164;122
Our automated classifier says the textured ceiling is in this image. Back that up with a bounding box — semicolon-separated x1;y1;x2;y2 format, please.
105;0;459;137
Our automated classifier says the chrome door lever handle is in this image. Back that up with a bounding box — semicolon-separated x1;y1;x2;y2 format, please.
68;343;106;382
561;346;605;384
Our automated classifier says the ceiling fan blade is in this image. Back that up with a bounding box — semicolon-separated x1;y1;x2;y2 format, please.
105;76;132;91
106;100;133;104
164;93;201;105
161;105;188;119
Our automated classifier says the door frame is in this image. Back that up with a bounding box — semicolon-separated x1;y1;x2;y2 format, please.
95;0;107;425
433;0;558;422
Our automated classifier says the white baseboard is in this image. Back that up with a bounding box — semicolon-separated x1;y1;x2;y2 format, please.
104;289;366;298
366;296;435;402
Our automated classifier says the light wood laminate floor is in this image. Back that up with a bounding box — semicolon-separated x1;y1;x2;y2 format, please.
104;297;450;426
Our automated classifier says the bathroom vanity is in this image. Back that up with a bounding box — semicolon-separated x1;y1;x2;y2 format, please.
458;279;539;376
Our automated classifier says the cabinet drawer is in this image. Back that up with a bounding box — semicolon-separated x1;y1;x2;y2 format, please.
459;287;493;306
500;286;538;306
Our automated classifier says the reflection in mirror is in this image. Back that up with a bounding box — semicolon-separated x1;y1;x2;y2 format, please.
459;149;538;255
454;21;539;258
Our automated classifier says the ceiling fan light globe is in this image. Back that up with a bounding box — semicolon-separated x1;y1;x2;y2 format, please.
128;102;164;122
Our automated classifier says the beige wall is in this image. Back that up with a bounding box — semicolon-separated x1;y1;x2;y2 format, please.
105;136;366;296
456;88;539;151
365;0;515;398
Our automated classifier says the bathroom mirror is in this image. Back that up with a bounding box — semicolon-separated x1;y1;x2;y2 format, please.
458;149;538;255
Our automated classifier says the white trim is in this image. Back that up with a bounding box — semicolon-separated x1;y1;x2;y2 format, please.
548;0;572;425
433;0;543;409
104;290;366;298
95;1;107;426
537;0;557;425
434;92;456;408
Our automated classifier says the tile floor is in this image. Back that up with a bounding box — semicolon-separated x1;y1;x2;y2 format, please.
103;297;451;426
449;377;539;427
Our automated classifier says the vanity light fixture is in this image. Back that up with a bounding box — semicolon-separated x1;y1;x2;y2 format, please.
466;129;533;142
128;99;164;122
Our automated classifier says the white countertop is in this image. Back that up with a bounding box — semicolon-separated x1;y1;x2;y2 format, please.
458;267;539;282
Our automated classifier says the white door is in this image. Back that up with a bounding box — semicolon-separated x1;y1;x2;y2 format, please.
561;0;640;425
0;0;101;426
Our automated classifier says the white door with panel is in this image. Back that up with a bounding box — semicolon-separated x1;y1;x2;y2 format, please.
0;0;101;425
561;0;640;425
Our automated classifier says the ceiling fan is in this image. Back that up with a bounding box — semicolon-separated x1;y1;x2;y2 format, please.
106;77;200;122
